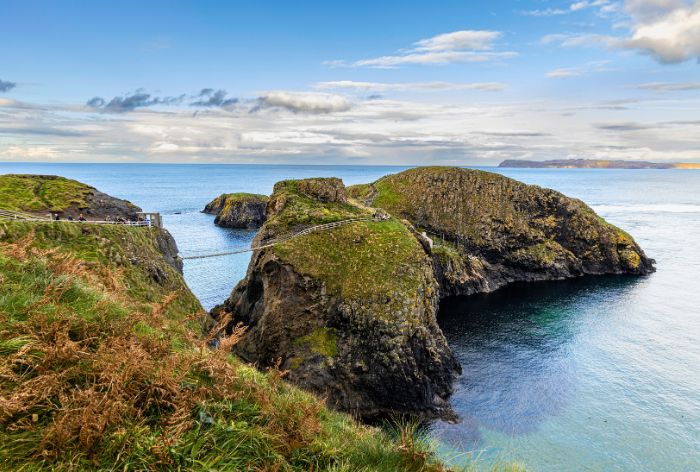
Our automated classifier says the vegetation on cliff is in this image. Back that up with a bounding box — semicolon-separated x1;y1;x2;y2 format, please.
0;174;141;220
366;167;653;296
202;193;269;229
0;175;94;213
0;220;459;471
217;177;460;421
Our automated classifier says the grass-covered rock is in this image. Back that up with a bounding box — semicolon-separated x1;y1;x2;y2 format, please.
0;174;141;220
203;193;269;229
215;178;460;421
364;167;654;296
222;168;654;423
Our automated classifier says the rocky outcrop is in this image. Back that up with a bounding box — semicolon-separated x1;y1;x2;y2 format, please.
363;167;654;297
213;177;460;421
214;168;654;421
0;174;141;220
203;193;269;229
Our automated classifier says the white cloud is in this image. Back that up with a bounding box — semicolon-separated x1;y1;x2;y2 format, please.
313;80;506;92
413;30;501;51
547;68;582;78
2;91;699;165
546;60;614;78
324;30;516;68
540;0;700;64
255;91;353;114
634;81;700;91
521;0;611;16
621;0;700;63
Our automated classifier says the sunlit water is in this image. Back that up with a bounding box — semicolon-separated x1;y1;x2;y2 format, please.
2;163;698;471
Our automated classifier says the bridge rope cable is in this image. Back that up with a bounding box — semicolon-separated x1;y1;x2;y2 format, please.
181;217;380;260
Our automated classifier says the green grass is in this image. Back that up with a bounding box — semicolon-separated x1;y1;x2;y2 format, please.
0;220;468;472
274;219;428;302
346;183;374;203
265;180;370;235
0;174;95;213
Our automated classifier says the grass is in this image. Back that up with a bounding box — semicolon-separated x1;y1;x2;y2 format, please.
273;219;428;302
0;175;95;213
265;180;370;235
0;220;469;471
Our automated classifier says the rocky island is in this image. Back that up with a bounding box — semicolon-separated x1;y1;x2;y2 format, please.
213;167;654;421
203;192;269;228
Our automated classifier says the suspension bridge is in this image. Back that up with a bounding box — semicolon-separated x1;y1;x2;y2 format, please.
0;208;386;260
181;216;382;260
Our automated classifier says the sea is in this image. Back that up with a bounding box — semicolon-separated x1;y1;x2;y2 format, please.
1;162;698;471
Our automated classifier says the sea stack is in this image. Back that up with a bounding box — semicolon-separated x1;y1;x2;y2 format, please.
203;193;269;229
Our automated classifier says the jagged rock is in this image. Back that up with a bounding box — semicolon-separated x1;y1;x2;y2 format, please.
203;193;269;229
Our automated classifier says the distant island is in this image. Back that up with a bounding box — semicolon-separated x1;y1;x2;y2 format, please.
499;159;700;169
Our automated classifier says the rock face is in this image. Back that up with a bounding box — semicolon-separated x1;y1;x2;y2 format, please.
214;177;460;420
215;167;654;421
203;193;269;229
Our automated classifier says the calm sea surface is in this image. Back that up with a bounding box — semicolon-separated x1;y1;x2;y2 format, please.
1;163;698;471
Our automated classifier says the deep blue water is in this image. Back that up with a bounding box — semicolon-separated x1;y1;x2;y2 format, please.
1;163;698;471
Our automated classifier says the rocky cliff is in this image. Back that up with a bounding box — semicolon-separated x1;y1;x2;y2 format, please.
214;177;460;420
203;193;269;228
217;167;654;420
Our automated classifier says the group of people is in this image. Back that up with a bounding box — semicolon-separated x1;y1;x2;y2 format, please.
49;213;144;225
51;212;87;222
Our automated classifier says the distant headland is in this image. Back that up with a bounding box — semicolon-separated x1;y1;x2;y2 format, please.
499;159;700;169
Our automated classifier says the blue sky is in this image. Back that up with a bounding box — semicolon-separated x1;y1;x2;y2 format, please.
1;0;699;164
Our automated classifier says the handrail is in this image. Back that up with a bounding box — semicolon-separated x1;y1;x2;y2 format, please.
0;208;156;226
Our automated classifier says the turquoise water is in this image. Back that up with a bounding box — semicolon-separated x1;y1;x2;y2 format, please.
1;163;698;471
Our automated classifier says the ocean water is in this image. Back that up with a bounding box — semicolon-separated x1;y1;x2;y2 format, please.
1;163;698;471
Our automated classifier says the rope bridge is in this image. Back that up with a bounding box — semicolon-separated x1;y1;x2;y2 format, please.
181;217;381;260
0;208;386;261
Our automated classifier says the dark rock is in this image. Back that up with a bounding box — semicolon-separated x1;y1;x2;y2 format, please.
203;193;268;229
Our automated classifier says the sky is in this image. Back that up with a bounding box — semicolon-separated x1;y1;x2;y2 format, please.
1;0;699;165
